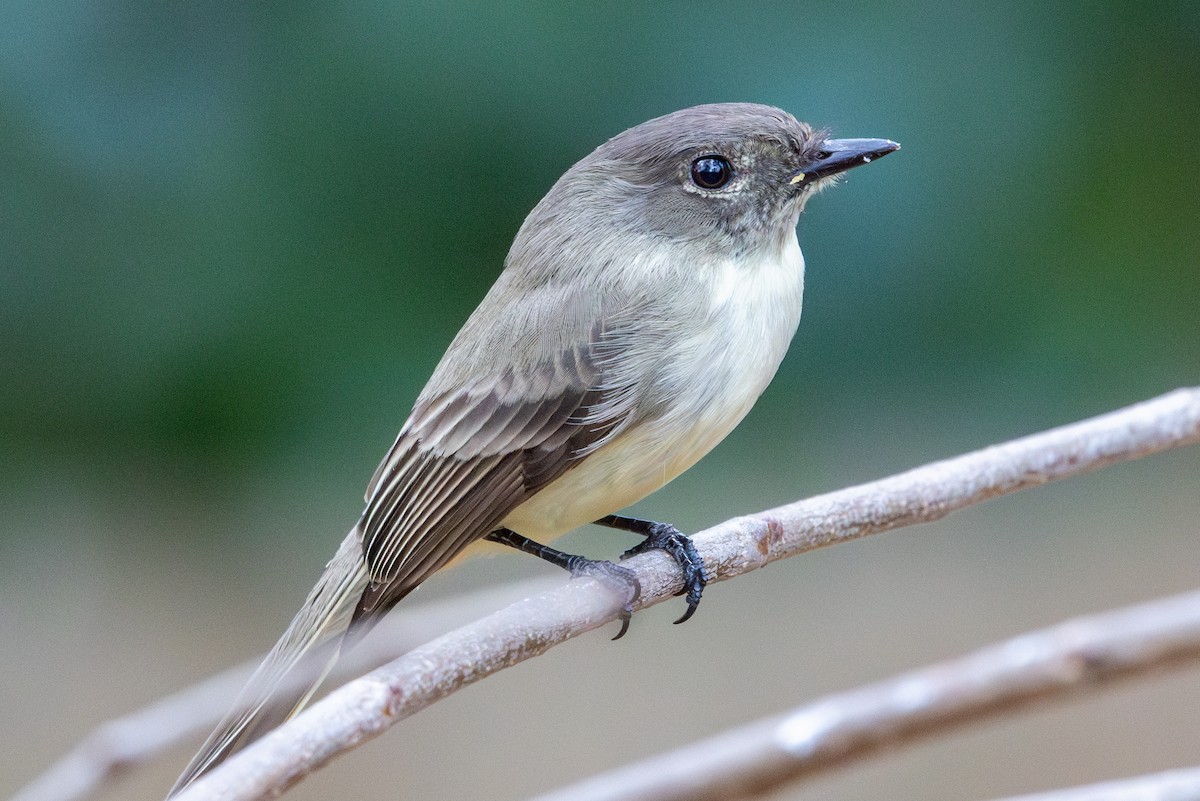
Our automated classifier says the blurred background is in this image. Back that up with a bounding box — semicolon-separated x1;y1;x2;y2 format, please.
3;1;1199;799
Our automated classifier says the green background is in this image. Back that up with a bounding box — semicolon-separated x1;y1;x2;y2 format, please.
4;2;1199;800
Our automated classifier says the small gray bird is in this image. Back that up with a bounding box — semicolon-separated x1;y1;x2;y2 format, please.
170;103;897;794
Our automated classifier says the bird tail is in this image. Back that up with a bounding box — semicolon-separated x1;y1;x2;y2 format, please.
169;527;370;797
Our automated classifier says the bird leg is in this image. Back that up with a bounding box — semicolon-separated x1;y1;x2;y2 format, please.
485;528;639;640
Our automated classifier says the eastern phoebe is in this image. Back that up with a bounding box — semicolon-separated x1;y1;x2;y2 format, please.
171;103;897;794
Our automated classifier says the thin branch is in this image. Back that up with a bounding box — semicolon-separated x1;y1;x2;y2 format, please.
528;588;1200;801
154;387;1200;799
989;766;1200;801
10;580;555;801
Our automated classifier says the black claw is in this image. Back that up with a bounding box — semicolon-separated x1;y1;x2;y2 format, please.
567;557;640;640
612;609;631;641
673;602;698;626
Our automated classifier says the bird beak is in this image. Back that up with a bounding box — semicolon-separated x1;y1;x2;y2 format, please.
789;138;900;187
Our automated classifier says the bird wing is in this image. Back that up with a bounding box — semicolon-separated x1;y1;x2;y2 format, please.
353;318;639;623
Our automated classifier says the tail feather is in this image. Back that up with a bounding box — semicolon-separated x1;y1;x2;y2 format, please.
169;528;370;796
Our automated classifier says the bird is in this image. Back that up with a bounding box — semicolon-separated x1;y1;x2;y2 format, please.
170;102;897;795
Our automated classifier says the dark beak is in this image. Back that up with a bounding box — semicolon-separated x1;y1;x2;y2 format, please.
790;138;899;187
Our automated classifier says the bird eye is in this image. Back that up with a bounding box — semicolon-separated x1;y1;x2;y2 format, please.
690;156;732;189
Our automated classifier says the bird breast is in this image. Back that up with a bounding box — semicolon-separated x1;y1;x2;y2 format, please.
503;235;806;540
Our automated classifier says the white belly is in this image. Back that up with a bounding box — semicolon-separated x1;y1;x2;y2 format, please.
503;240;805;540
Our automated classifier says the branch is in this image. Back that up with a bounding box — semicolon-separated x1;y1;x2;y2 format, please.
989;767;1200;801
159;387;1200;799
527;588;1200;801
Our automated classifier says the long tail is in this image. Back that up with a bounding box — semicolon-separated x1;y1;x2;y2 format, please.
169;528;370;796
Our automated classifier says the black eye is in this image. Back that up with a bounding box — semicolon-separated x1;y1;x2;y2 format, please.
690;156;732;189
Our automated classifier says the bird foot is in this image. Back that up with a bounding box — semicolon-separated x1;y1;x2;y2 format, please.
620;523;708;624
566;556;640;640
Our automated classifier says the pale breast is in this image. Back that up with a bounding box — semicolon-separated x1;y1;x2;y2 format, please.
503;238;805;541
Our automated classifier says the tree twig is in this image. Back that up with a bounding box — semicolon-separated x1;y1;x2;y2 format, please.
102;388;1200;799
989;766;1200;801
527;588;1200;801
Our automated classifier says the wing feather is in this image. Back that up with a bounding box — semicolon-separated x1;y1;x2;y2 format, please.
353;358;633;626
350;277;658;629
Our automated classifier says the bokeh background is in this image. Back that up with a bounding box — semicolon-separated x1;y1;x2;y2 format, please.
4;2;1200;799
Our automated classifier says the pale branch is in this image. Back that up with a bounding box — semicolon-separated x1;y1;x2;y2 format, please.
527;587;1200;801
161;386;1200;801
989;766;1200;801
10;580;555;801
